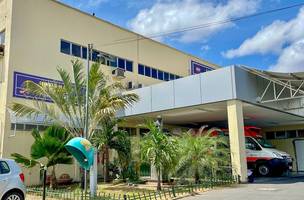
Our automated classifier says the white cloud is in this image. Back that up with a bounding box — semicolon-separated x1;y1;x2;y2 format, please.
201;45;210;51
128;0;260;43
223;7;304;59
269;40;304;72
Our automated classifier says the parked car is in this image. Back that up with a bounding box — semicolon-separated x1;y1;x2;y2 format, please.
0;159;26;200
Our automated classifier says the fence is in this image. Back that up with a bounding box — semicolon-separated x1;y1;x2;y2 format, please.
27;176;235;200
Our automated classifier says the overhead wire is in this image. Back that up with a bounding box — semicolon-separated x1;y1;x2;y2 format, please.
93;2;304;48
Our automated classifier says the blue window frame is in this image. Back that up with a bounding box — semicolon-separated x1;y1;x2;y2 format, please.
92;50;99;62
164;72;169;81
152;68;157;79
82;47;87;59
138;64;145;75
125;60;133;72
157;70;164;80
118;58;125;69
72;44;81;57
145;66;151;77
60;40;70;55
169;74;175;80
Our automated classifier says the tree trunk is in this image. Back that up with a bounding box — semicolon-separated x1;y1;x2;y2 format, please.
157;167;161;191
103;146;110;183
50;166;57;189
194;168;200;184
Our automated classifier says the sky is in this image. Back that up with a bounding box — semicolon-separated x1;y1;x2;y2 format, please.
60;0;304;72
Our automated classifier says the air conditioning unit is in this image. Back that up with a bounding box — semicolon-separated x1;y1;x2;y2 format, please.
138;83;144;88
0;44;4;57
112;68;125;79
126;81;134;90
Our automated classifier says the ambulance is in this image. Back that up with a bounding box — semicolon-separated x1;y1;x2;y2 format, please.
214;126;293;176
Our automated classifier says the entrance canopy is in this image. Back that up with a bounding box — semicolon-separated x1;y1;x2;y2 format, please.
122;101;304;128
119;66;304;128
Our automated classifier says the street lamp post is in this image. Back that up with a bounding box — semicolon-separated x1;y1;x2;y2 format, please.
84;43;93;199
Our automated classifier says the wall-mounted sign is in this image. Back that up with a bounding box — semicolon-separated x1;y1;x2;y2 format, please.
191;60;213;75
13;71;62;102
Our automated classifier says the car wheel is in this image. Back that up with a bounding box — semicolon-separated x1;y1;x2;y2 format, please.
3;191;24;200
258;164;271;176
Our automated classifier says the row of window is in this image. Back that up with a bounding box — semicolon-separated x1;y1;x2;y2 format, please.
60;40;214;81
266;129;304;140
11;123;49;132
138;64;181;81
60;40;133;72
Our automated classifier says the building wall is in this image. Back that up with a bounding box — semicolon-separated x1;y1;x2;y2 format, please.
0;0;218;185
262;124;304;171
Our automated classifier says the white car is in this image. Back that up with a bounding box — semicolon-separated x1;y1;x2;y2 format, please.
0;159;26;200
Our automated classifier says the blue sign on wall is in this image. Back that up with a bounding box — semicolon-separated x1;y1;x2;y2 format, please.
13;71;62;102
191;61;213;75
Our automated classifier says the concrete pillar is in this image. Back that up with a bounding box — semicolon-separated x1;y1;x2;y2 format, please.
227;100;247;182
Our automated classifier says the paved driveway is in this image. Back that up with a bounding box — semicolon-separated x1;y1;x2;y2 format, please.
185;177;304;200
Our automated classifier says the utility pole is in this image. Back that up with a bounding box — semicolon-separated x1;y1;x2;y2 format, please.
84;43;93;199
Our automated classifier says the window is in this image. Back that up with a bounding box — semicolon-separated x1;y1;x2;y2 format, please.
157;70;164;80
25;124;38;131
82;47;87;59
138;64;144;75
152;68;157;79
109;59;118;67
275;131;286;139
298;130;304;138
287;130;297;138
145;66;151;77
176;75;181;79
0;161;10;174
265;132;275;140
126;60;133;72
118;58;125;69
164;72;169;81
60;40;71;55
245;137;261;150
169;74;175;80
0;30;5;45
92;50;99;62
72;44;81;57
16;124;24;131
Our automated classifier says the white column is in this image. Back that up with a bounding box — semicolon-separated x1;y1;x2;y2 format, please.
90;149;98;196
227;100;247;183
150;164;158;181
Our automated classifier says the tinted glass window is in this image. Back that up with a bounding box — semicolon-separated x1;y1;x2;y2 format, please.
245;137;261;150
0;30;5;44
60;40;70;54
72;44;81;57
157;70;164;80
276;131;286;139
109;59;118;67
145;66;151;77
126;60;133;72
138;64;145;75
287;130;297;138
152;68;157;79
118;58;125;69
298;130;304;138
92;50;99;62
169;74;175;80
176;75;181;79
0;161;10;174
164;72;169;81
82;47;87;59
265;132;275;140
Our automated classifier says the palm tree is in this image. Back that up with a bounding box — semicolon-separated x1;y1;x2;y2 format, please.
11;60;139;139
11;126;73;188
176;128;230;184
140;121;178;191
91;118;131;182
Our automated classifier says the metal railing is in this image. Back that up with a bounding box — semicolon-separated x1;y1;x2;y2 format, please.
27;176;235;200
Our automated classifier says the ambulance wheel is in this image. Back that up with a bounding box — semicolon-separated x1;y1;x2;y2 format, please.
257;164;270;176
